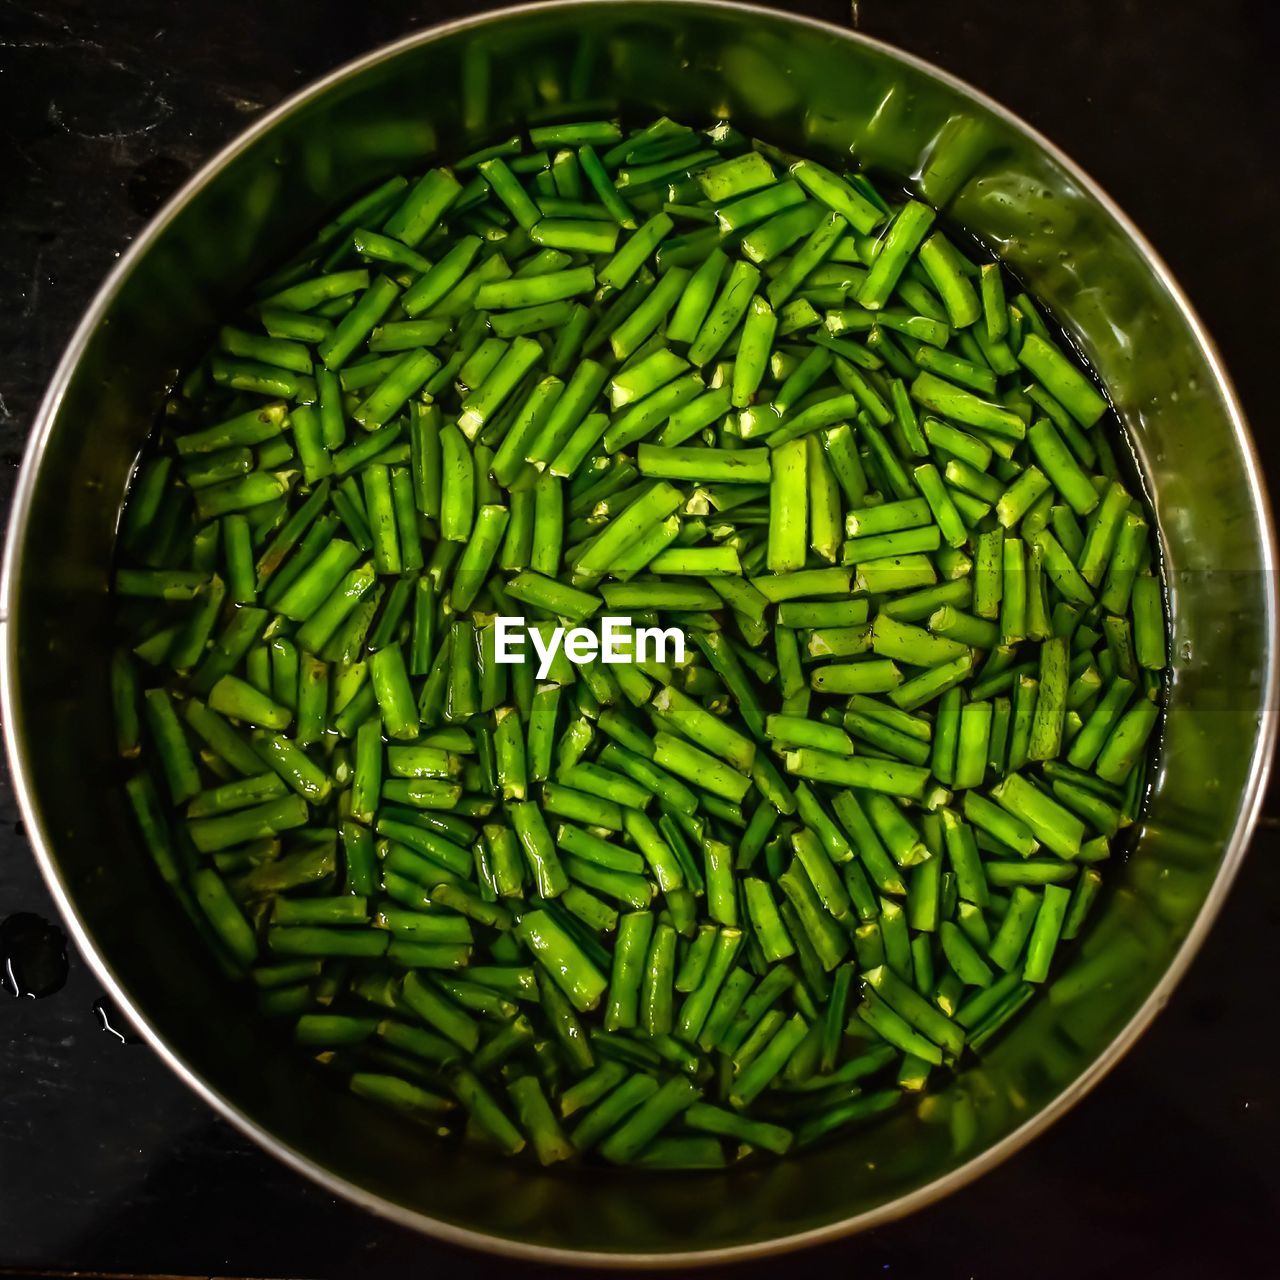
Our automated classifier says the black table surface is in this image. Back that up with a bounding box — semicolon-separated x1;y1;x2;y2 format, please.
2;1;1277;1276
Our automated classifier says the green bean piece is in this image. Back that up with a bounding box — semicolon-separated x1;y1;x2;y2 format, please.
1094;697;1160;785
686;1101;792;1155
730;1014;809;1107
666;249;728;347
1022;884;1072;982
504;1074;571;1166
191;868;258;971
604;910;656;1032
864;964;965;1059
510;801;569;897
141;687;201;803
517;908;608;1013
789;158;882;235
728;296;776;409
1130;575;1166;670
688;259;761;368
597;212;673;291
598;1075;701;1164
571;1072;660;1154
1018;333;1108;427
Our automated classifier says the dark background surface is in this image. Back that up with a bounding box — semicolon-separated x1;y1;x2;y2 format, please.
1;1;1277;1276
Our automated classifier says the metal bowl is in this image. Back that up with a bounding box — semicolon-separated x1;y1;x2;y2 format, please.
3;0;1274;1265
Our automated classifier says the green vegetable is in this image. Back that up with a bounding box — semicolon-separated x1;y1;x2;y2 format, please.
113;112;1163;1169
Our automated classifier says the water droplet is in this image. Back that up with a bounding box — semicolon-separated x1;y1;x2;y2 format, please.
1179;640;1193;661
94;996;141;1045
1;913;69;998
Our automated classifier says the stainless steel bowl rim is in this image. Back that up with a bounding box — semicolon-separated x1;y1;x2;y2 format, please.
3;0;1275;1266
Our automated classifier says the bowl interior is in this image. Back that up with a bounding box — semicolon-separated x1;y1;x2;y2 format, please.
5;1;1273;1262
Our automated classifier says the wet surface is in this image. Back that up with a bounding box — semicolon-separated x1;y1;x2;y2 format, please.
1;912;68;998
1;1;1277;1276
